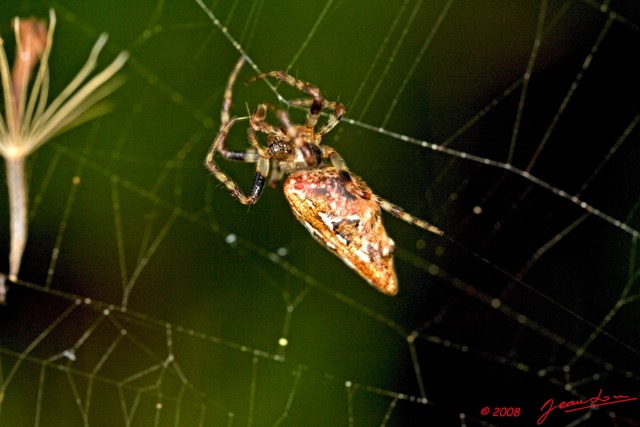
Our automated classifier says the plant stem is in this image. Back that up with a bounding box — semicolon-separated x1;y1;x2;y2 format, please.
6;156;27;282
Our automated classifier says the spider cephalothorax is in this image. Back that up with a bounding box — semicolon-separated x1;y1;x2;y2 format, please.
205;57;442;295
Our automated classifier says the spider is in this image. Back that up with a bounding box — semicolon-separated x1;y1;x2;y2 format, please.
205;57;443;295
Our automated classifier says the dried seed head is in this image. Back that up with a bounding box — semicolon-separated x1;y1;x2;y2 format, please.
11;16;48;107
0;9;128;292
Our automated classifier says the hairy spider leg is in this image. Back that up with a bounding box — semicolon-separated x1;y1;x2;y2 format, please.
249;103;283;139
220;56;245;130
247;70;324;127
205;57;273;204
376;198;444;235
205;116;269;205
288;98;345;138
215;56;260;163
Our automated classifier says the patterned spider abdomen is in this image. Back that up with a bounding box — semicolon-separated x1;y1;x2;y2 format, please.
283;168;398;295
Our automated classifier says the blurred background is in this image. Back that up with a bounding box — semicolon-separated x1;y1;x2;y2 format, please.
1;0;640;425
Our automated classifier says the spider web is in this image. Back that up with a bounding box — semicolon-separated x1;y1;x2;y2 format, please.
1;0;640;425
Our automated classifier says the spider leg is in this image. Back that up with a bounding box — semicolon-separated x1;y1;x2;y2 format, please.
288;98;345;138
375;198;444;236
205;117;269;205
221;56;246;130
249;103;281;138
247;71;324;128
214;56;263;163
215;56;251;162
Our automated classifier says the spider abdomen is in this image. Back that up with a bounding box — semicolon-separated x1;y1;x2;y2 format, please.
283;168;398;296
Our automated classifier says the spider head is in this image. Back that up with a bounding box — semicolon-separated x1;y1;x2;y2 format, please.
267;125;323;169
267;138;294;161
